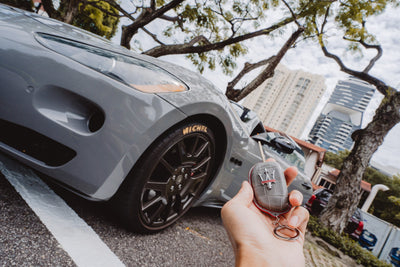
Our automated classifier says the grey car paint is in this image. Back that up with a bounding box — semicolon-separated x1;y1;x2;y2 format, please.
0;6;187;199
0;4;312;213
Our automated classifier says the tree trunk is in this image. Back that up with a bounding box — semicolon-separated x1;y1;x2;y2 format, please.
41;0;62;20
320;91;400;233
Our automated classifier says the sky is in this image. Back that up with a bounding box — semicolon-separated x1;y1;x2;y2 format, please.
114;3;400;175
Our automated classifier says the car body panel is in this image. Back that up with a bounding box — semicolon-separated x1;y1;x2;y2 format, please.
0;5;188;199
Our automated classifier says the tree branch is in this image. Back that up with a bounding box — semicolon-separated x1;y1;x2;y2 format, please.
142;27;166;45
225;56;276;98
101;0;138;21
319;39;391;96
281;0;301;27
143;16;296;57
121;0;185;49
226;26;305;101
360;40;383;73
159;14;180;22
317;12;392;97
343;36;383;73
188;35;211;46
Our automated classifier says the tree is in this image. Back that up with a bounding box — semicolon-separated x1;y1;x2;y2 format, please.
322;150;350;170
71;0;119;39
326;152;400;226
388;195;400;224
2;0;33;11
363;171;400;226
305;0;400;233
1;0;120;39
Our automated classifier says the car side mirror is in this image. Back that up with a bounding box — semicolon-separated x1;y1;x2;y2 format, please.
252;132;295;154
271;136;295;154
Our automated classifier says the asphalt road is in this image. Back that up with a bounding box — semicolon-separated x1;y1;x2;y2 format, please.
0;155;235;266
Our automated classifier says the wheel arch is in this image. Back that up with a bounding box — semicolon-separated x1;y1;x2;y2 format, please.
113;113;228;200
183;114;227;190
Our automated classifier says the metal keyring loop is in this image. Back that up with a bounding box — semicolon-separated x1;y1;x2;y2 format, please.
273;225;300;241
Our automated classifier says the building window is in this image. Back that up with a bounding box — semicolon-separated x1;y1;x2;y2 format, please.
318;178;336;190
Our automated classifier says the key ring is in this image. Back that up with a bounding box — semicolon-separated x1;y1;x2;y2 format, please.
272;216;300;241
273;225;300;241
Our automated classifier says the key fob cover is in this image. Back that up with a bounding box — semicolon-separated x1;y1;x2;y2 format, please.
248;161;291;217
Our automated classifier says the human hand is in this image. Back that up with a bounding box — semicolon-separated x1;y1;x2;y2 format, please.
221;161;309;267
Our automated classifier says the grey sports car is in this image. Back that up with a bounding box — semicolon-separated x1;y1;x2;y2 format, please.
0;4;312;233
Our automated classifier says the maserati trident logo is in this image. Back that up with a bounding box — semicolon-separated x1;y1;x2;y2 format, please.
258;168;276;190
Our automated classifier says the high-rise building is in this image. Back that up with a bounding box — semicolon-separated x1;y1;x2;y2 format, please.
308;77;375;152
243;64;326;138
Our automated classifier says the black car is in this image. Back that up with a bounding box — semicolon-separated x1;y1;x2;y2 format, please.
306;188;332;215
306;188;364;239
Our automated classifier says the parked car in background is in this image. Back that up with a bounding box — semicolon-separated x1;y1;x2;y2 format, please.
389;247;400;267
358;230;378;251
306;188;364;239
344;209;365;240
306;188;332;215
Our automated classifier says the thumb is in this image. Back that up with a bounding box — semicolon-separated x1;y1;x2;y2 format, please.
231;181;254;207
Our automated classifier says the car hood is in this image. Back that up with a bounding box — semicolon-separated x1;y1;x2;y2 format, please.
6;4;229;116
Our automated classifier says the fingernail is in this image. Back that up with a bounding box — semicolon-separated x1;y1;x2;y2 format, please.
289;216;299;227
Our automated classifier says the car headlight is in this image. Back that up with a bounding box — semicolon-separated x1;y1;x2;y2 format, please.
35;33;187;93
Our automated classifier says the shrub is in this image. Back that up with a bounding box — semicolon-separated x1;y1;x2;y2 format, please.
307;216;391;267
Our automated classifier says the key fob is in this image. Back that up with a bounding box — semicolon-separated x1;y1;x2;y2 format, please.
248;161;291;217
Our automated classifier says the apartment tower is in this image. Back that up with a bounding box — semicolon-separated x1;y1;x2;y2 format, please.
308;77;375;152
243;64;326;138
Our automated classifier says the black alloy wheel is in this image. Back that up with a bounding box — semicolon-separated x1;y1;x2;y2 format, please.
113;123;216;233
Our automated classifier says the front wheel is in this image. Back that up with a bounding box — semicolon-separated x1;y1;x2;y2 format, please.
113;122;216;233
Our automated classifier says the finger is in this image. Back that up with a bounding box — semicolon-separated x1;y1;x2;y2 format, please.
221;181;254;228
288;190;303;207
284;166;298;186
287;206;309;233
228;181;254;207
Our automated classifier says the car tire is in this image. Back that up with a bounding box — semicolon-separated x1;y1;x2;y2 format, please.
113;122;216;233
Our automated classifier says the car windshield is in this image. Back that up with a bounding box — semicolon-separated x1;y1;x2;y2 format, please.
267;145;306;171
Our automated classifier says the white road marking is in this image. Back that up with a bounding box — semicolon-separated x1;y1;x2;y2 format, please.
0;154;125;267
